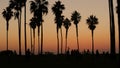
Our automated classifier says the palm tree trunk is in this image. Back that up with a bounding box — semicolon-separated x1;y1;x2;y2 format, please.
19;11;22;55
60;28;63;54
110;0;116;55
91;30;94;54
76;25;79;51
33;29;35;55
117;0;120;58
30;27;33;54
41;23;43;54
57;26;59;55
108;0;116;56
65;29;68;53
24;2;27;55
17;12;21;55
6;21;9;51
38;26;40;55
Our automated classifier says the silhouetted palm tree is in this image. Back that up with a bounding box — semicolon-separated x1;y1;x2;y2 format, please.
116;0;120;56
59;15;64;54
52;0;65;54
9;0;25;55
29;17;37;54
63;18;71;53
30;0;48;54
2;7;13;51
71;11;81;52
86;15;98;54
108;0;116;56
23;0;27;55
29;24;33;54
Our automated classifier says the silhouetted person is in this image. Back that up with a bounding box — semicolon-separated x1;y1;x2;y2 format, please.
26;49;31;56
71;49;80;57
66;47;70;56
86;49;90;55
96;50;100;57
26;49;31;61
13;50;17;55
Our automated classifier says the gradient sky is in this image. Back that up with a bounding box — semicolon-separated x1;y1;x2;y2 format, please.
0;0;119;54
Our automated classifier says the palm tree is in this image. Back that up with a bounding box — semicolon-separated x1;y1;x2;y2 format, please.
29;17;37;54
23;0;27;55
9;0;25;55
52;0;65;54
116;0;120;57
63;18;71;53
2;7;13;51
30;0;49;54
29;24;33;54
108;0;116;56
59;15;64;54
86;15;98;54
71;11;81;52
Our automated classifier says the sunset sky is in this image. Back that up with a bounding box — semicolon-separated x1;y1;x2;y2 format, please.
0;0;119;54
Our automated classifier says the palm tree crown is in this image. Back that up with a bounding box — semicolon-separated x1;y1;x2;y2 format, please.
52;0;65;28
2;7;13;26
52;0;65;17
71;11;81;25
30;0;48;18
9;0;26;11
30;17;37;29
63;18;71;30
86;15;98;31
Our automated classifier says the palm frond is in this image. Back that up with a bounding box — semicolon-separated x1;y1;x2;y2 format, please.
71;11;81;25
30;1;37;13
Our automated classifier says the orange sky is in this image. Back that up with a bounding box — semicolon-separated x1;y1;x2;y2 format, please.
0;0;119;54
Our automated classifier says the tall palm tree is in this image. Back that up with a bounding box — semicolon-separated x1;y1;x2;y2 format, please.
63;18;71;53
116;0;120;57
59;15;64;54
29;24;33;54
9;0;25;55
52;0;65;54
71;11;81;52
30;0;49;54
2;7;13;51
23;0;27;55
108;0;116;56
29;17;37;54
86;15;98;54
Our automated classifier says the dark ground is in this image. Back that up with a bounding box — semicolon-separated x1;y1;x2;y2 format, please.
0;54;119;68
0;50;119;68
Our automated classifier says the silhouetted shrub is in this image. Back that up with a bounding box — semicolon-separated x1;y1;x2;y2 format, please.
0;50;14;56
